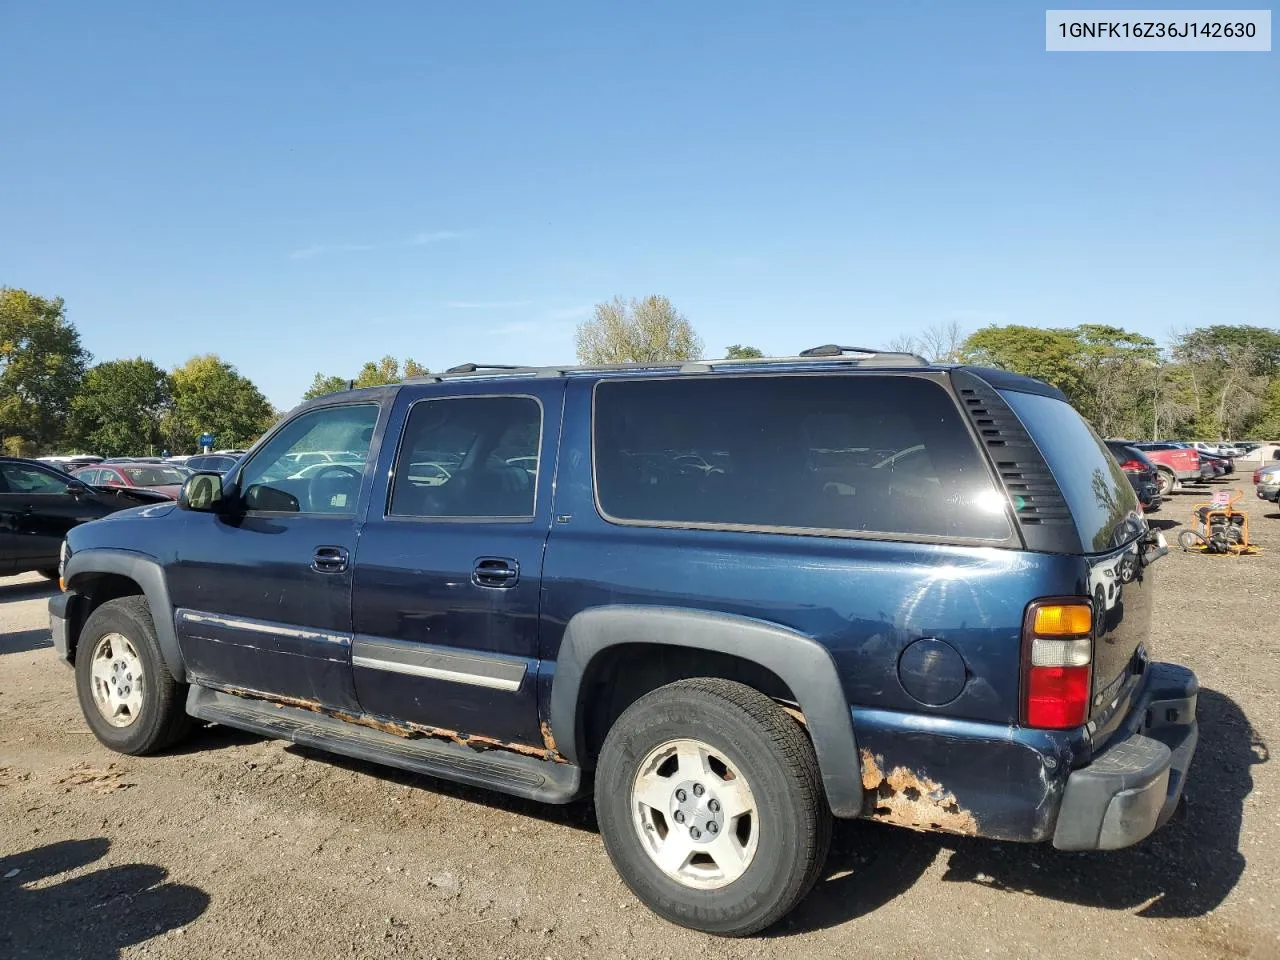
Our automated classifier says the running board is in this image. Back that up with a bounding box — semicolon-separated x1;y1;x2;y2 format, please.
186;685;583;804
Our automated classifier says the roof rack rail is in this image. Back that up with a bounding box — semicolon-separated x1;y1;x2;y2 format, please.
797;344;927;364
443;362;528;375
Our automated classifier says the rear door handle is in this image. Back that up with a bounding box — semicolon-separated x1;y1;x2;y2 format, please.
472;557;519;588
312;545;349;573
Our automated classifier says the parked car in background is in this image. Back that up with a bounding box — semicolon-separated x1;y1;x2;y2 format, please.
1130;442;1201;495
73;462;190;500
0;457;170;579
52;350;1196;935
1192;441;1243;459
1235;442;1263;456
1104;441;1162;512
1255;464;1280;503
184;454;241;475
1195;449;1234;477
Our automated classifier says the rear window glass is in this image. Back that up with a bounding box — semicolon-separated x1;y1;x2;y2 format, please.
593;375;1011;541
1001;390;1141;552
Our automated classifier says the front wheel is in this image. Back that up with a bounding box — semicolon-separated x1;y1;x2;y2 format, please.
594;678;831;936
1156;468;1175;496
74;596;194;755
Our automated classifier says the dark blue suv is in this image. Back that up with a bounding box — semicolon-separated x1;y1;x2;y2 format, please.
49;347;1197;936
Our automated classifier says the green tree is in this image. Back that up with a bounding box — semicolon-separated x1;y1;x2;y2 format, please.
576;295;702;364
303;356;429;400
1070;325;1161;439
0;287;90;452
303;374;350;400
960;325;1085;397
725;344;764;359
1172;326;1275;439
164;354;275;453
68;358;172;457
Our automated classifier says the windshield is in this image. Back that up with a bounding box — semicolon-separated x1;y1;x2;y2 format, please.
121;466;187;486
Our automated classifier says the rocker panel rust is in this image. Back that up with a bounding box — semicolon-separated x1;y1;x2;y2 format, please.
218;684;567;763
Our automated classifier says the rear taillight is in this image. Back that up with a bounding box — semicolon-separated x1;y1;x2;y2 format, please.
1119;459;1144;472
1022;600;1093;729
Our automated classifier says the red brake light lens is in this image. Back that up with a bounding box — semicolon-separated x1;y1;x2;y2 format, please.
1026;667;1091;728
1119;459;1144;472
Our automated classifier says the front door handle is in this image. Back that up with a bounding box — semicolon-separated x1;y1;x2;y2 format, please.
312;545;349;573
472;557;519;588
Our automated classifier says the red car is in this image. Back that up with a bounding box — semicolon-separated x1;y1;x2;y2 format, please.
73;462;188;500
1130;442;1201;495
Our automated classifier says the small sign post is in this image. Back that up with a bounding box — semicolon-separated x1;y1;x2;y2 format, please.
199;432;215;453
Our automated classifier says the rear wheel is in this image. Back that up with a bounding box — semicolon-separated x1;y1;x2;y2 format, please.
74;596;194;755
594;678;830;936
1156;467;1175;496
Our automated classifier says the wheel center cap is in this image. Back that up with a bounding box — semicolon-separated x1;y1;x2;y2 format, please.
669;779;724;843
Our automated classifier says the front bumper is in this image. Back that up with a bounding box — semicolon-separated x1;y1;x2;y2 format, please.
48;591;76;664
1052;663;1198;850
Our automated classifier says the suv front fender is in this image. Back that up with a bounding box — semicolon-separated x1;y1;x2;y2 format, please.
60;549;185;681
548;605;862;817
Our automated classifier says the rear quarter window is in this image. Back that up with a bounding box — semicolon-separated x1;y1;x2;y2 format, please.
1001;390;1141;553
593;374;1012;542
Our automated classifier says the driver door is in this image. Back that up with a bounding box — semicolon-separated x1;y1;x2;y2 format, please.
166;400;386;711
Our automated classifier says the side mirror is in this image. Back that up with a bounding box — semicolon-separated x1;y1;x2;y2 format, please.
179;472;225;512
66;479;89;500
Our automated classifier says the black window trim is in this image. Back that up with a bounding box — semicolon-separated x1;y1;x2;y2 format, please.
588;370;1021;549
382;392;545;525
236;400;383;519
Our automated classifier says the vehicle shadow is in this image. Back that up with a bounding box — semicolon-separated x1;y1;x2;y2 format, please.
1145;518;1180;531
776;687;1262;934
0;579;57;602
0;627;53;656
0;838;209;958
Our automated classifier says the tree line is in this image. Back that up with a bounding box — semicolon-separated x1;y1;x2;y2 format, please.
570;297;1280;442
7;281;1275;460
1;287;279;457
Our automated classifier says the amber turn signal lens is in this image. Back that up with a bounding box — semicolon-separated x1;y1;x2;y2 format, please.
1032;603;1092;636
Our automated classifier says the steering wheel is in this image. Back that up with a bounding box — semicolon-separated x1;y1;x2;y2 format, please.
305;463;363;513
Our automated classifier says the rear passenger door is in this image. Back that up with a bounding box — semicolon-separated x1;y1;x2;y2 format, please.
350;382;563;748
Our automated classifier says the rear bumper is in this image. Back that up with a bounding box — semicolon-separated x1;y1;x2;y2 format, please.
851;662;1198;848
1052;663;1198;850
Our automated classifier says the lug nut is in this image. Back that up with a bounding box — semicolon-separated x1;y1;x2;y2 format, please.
708;799;720;813
690;828;701;840
675;789;687;802
707;822;719;835
693;783;704;797
673;811;686;824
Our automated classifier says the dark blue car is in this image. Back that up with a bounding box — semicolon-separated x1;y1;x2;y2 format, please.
49;346;1197;936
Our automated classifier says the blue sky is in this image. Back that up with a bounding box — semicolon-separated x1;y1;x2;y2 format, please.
1;2;1275;409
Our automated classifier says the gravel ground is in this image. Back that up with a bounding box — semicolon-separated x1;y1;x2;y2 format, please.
1;482;1277;960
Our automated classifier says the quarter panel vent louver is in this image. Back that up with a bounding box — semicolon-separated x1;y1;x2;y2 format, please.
950;370;1082;555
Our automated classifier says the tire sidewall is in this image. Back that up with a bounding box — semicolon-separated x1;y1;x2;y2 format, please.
74;601;172;754
596;692;819;933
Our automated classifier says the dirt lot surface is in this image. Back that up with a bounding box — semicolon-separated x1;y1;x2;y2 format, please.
2;483;1277;960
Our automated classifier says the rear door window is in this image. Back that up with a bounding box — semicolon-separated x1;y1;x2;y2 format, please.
593;374;1011;541
1001;389;1141;552
389;396;541;519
